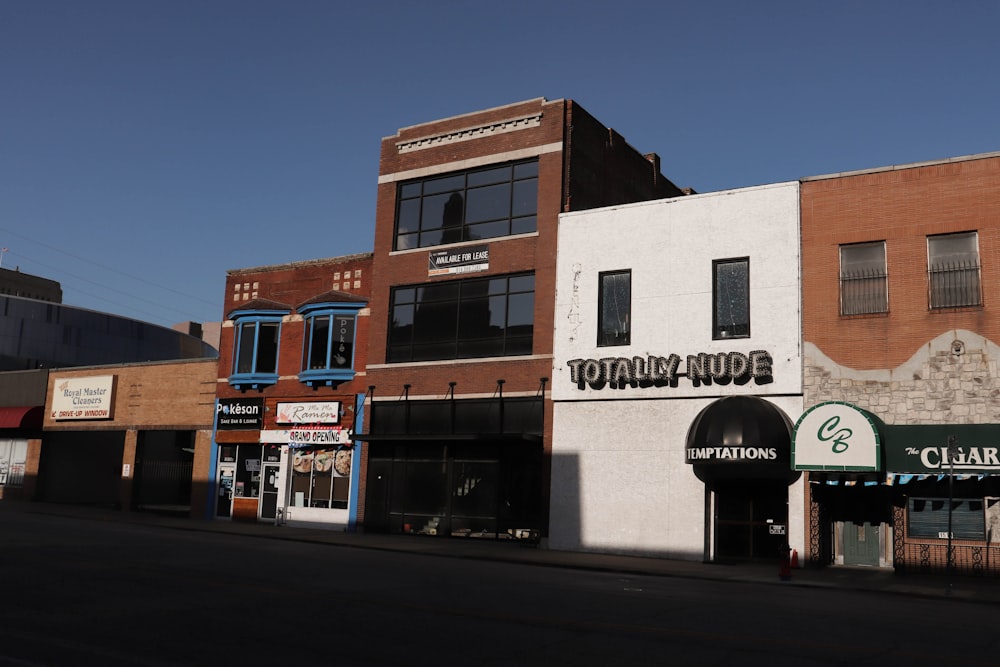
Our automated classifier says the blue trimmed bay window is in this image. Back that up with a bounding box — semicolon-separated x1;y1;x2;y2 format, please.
229;309;286;390
298;299;366;388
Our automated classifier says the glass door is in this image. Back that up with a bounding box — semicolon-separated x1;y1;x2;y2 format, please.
216;465;235;518
259;463;279;520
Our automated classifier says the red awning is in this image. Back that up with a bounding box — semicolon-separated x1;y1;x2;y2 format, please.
0;406;43;429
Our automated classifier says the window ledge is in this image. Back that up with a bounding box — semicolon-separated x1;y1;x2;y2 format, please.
298;369;356;388
228;373;279;391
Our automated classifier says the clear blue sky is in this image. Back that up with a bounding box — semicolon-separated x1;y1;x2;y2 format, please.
2;0;997;329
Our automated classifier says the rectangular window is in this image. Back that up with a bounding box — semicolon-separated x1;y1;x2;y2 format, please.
840;242;888;315
388;273;534;363
928;232;981;308
907;496;985;540
598;270;631;346
304;314;356;370
234;320;280;375
713;258;749;339
0;439;27;488
395;159;538;250
290;449;351;509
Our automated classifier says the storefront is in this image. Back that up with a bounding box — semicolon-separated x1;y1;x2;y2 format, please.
549;181;805;561
213;396;362;529
793;401;890;568
687;396;800;562
36;361;215;514
795;401;1000;574
0;405;43;500
885;424;1000;575
358;386;545;541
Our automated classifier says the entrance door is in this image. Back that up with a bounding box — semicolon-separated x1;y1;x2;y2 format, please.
843;521;881;566
715;480;788;561
259;464;279;520
216;465;235;518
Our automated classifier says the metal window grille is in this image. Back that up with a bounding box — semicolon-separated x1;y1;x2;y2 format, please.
929;259;981;309
840;267;888;315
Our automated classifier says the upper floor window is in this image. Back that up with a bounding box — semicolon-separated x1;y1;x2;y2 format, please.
395;159;538;250
598;270;631;346
388;273;534;362
229;310;285;389
928;231;981;309
299;300;366;388
840;241;888;315
713;258;749;339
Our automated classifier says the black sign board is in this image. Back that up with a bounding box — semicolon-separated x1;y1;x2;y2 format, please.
216;397;264;430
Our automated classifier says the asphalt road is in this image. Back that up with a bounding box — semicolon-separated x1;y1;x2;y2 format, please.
2;509;998;666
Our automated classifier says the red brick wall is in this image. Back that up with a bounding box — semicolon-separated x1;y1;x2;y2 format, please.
216;253;375;523
367;98;683;533
802;155;1000;370
216;253;374;396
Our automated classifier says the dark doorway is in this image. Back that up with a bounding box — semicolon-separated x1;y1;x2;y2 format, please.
36;431;125;506
133;431;194;514
714;480;788;561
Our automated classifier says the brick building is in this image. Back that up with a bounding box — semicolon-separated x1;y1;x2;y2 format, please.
796;151;1000;573
214;253;372;528
358;98;687;540
32;359;216;515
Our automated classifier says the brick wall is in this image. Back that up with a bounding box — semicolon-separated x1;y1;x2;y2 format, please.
802;154;1000;372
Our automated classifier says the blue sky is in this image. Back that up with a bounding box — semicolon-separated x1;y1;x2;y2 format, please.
2;0;997;329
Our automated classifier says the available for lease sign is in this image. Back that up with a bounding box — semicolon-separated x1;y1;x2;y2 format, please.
51;375;116;421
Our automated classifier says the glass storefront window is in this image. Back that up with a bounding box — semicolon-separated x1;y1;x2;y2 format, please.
0;439;27;487
290;447;351;509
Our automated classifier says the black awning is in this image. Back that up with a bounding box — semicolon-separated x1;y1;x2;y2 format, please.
686;396;798;482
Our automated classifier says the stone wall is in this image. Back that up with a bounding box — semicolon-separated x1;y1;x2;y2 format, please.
804;329;1000;425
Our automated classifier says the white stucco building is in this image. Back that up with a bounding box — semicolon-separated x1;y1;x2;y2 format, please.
549;182;804;563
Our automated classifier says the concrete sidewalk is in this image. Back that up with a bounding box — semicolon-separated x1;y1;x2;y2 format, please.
7;501;998;605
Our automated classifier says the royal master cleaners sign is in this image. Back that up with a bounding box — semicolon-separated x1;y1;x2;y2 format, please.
51;375;117;420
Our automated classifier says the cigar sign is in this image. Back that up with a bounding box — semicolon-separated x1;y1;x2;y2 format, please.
51;375;116;420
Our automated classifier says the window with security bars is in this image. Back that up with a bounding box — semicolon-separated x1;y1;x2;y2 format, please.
907;497;985;540
840;242;887;315
928;232;981;309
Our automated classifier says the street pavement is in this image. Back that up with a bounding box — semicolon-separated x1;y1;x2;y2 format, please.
6;500;999;605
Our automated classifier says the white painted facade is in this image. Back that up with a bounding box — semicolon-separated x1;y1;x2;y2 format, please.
549;182;805;561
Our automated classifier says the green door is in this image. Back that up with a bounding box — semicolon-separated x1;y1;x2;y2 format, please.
843;521;881;566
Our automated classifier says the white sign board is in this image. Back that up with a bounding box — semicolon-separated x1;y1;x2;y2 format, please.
260;428;352;446
50;375;116;421
792;402;881;471
275;401;341;424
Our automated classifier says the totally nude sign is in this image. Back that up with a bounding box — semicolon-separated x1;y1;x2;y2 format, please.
566;350;773;390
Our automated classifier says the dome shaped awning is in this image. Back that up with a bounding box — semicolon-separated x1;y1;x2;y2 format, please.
686;396;798;482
